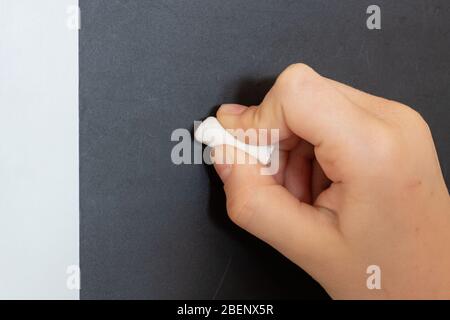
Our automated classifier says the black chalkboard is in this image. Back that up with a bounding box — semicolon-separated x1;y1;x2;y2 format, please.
80;0;449;299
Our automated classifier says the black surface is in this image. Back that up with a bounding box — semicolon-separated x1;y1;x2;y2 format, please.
80;0;450;299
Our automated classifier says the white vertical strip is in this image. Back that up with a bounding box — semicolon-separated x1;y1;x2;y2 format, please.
0;0;79;299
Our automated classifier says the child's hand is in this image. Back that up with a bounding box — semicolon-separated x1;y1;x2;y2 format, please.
211;64;450;299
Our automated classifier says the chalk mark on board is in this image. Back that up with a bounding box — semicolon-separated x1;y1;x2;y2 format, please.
212;255;233;300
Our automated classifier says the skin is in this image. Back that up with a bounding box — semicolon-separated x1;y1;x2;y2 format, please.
210;63;450;299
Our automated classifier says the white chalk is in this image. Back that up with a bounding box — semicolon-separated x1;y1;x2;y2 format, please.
194;117;275;165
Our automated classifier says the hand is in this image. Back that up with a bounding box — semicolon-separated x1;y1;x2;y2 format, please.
211;64;450;299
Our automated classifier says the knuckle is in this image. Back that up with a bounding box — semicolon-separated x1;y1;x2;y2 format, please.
276;63;318;92
366;104;433;174
389;102;431;134
225;185;262;229
225;189;253;228
403;106;432;135
370;124;402;164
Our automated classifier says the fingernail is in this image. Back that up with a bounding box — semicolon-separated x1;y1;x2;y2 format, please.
219;104;246;115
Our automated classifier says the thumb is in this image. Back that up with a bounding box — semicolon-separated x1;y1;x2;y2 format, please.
212;144;343;270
